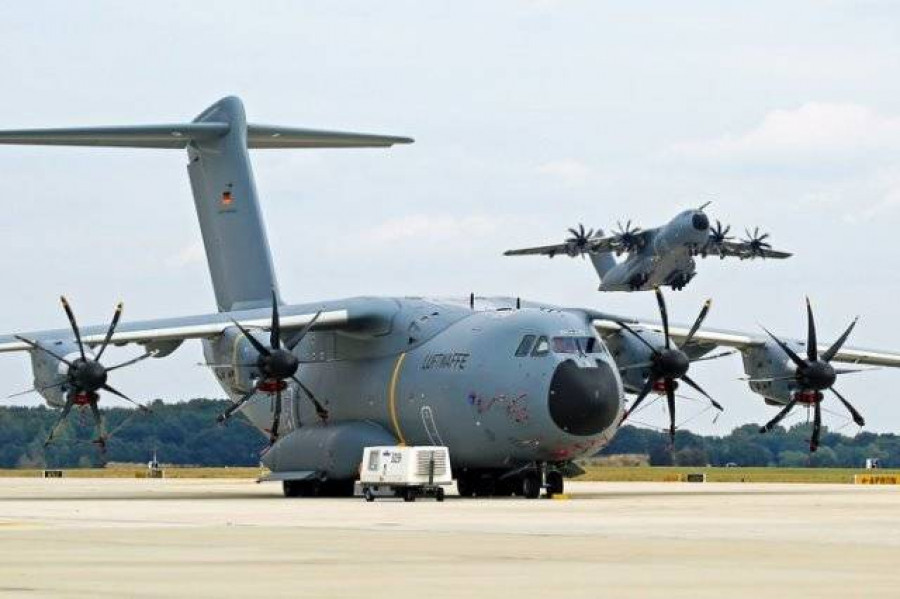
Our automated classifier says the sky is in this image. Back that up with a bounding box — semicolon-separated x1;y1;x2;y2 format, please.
0;0;899;436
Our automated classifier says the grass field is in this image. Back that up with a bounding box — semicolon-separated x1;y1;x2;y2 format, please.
0;466;265;479
0;465;897;484
575;466;900;484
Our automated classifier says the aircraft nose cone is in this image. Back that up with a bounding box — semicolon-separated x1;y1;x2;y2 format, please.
692;212;710;231
548;360;621;436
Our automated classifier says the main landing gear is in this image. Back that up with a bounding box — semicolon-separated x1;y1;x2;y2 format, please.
455;465;565;499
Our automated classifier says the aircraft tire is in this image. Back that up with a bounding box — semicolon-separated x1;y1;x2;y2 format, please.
546;471;564;497
522;473;541;499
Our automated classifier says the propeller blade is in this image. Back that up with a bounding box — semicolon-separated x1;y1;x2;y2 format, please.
806;298;818;362
759;397;798;433
217;388;257;424
810;400;822;452
683;298;712;346
655;288;671;349
621;376;655;423
615;321;660;356
698;200;712;211
95;302;124;361
107;351;155;372
821;317;859;363
7;381;66;399
270;387;283;443
101;384;149;412
88;397;108;450
292;376;329;421
15;335;73;367
830;387;865;427
229;319;271;357
690;350;736;363
270;290;281;350
760;325;808;370
665;378;677;446
286;311;323;351
681;374;723;411
45;395;76;446
60;296;86;361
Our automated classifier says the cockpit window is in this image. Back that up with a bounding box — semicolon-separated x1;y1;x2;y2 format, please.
531;336;550;356
552;337;580;354
551;336;606;355
515;335;536;357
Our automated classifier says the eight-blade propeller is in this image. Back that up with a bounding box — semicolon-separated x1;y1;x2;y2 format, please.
612;220;642;255
741;227;772;259
216;291;328;444
757;298;864;452
15;297;152;449
699;219;733;258
565;223;597;257
616;288;728;445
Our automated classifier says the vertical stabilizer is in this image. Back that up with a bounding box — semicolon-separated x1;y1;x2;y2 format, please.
590;252;617;285
0;96;413;313
188;97;278;312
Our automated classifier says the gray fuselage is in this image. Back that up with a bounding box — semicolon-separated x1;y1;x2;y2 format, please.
203;297;624;476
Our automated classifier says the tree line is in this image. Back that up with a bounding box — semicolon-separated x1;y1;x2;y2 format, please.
1;400;898;468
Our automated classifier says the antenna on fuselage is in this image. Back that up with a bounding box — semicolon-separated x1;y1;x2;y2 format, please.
516;297;521;310
469;292;475;310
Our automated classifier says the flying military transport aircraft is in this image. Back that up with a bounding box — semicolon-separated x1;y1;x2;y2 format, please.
504;207;792;291
0;97;898;499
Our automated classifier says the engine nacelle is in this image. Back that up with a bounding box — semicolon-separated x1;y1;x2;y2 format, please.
605;327;666;391
202;326;271;395
741;340;801;404
28;340;84;408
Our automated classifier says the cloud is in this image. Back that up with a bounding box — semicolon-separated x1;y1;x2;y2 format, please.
360;214;499;246
536;159;592;186
668;103;900;164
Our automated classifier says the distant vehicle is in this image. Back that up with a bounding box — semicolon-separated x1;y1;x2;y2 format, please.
866;458;881;470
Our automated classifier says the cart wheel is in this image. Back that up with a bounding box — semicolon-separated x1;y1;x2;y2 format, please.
364;488;375;502
436;487;445;502
403;488;417;502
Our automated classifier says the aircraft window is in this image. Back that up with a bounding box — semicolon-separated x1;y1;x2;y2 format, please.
552;337;580;354
552;336;606;355
515;335;536;357
532;336;550;356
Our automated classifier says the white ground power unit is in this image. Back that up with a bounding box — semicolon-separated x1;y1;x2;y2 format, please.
357;446;452;502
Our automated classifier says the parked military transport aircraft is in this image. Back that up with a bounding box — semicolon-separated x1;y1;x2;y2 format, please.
504;207;792;291
0;97;898;499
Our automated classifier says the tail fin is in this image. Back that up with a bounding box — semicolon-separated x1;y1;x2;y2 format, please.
589;252;617;284
0;96;413;311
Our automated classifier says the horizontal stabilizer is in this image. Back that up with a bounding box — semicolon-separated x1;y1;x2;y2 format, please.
0;123;413;149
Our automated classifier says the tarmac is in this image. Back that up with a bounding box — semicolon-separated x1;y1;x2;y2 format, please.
1;478;899;598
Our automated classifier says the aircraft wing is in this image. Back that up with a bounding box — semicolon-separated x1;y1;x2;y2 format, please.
504;235;619;258
0;298;398;354
593;319;900;367
707;240;792;260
